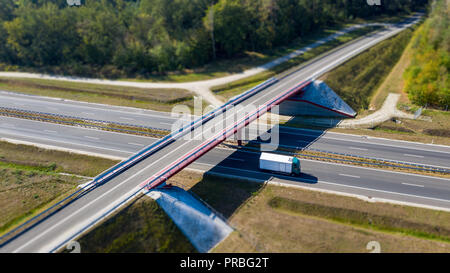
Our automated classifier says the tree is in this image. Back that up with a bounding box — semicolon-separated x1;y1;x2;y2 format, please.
4;3;78;66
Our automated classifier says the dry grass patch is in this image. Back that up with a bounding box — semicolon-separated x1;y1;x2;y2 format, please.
0;77;194;112
0;165;83;234
213;183;450;253
369;34;414;111
71;197;197;253
0;140;118;177
0;141;118;235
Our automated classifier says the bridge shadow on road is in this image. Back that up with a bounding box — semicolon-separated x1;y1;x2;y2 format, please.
187;125;322;220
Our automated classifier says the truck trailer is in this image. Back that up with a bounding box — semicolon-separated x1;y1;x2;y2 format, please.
259;152;301;176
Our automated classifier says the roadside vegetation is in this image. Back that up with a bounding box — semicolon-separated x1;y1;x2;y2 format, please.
373;109;450;140
0;107;170;137
213;25;382;101
0;77;196;112
72;197;197;253
0;163;82;236
213;182;450;252
0;141;117;235
321;0;449;145
320;28;414;113
0;140;118;177
403;0;449;109
72;169;450;253
0;0;427;80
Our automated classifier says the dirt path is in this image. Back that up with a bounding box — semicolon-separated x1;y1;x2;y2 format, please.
339;93;415;128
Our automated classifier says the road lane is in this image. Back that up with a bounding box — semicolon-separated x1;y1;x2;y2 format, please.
3;15;443;253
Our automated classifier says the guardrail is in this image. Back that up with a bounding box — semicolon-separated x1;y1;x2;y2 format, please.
0;109;168;137
91;77;279;186
0;106;171;133
141;80;312;190
244;142;450;174
0;77;278;247
226;143;450;174
305;147;450;173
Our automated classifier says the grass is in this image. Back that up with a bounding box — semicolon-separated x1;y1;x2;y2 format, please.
0;108;170;138
0;163;83;235
68;170;263;253
320;28;414;113
213;183;450;253
212;26;382;101
373;109;450;140
0;140;118;235
369;32;415;111
0;77;196;112
70;169;450;253
0;140;119;177
319;12;450;145
268;196;450;242
69;197;197;253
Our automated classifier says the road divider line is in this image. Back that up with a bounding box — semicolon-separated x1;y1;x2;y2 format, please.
404;154;424;158
402;183;425;188
349;147;368;151
339;173;360;179
128;142;144;146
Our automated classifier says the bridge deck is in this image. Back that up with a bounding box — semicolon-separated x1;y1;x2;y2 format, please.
0;16;422;253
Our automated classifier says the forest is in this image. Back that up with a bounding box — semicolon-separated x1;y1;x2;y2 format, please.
404;0;449;109
0;0;428;77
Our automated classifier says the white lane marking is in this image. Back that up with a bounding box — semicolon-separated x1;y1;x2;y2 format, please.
44;130;57;133
339;173;360;179
84;136;99;140
10;24;425;251
20;83;284;251
0;115;156;140
228;148;450;182
159;122;172;126
320;135;450;155
82;112;94;115
227;157;245;162
128;142;144;146
404;154;424;158
402;183;425;188
13;110;222;252
46;107;58;111
120;117;134;121
349;146;368;151
194;163;450;204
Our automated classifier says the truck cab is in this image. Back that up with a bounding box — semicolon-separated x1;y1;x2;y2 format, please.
291;157;301;176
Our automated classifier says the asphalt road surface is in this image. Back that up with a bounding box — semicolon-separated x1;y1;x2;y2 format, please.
2;15;445;253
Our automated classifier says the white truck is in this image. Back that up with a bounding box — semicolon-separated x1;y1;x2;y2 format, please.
259;152;301;176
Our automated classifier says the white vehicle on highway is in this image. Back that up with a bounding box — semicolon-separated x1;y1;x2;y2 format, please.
259;152;301;176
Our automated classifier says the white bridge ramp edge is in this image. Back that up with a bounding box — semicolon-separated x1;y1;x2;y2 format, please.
146;187;233;253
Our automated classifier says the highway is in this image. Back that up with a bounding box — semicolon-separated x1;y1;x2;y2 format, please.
1;93;450;168
1;14;440;253
0;115;449;211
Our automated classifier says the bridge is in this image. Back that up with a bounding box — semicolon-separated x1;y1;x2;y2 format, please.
0;15;422;253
